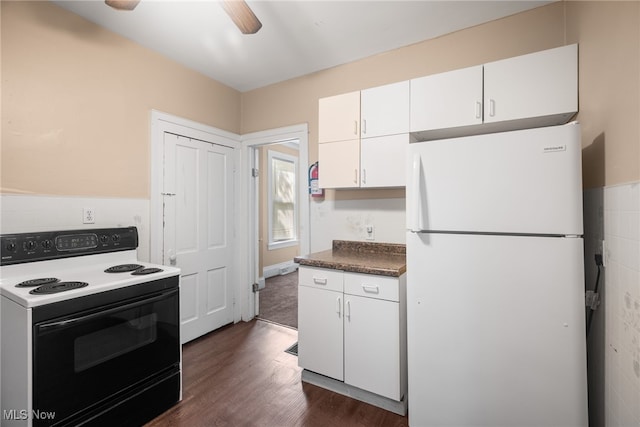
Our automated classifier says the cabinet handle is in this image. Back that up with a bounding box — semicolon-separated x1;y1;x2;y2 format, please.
475;101;482;119
337;297;342;317
362;169;367;185
313;277;327;285
346;300;351;319
362;284;379;294
354;120;358;135
354;169;358;184
363;119;367;135
489;99;496;117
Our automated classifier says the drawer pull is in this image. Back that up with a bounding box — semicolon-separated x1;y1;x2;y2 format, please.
362;284;379;294
313;277;328;285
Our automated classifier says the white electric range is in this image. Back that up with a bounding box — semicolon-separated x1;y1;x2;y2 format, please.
1;226;181;427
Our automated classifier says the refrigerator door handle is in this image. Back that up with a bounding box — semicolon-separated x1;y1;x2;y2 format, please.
411;153;425;232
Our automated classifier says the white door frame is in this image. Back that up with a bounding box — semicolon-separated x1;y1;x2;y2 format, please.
149;110;243;322
240;123;309;320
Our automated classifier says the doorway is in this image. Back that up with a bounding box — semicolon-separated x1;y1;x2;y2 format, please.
256;141;300;328
241;124;309;325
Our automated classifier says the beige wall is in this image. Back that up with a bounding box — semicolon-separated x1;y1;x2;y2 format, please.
241;1;640;190
258;143;300;271
2;1;638;194
567;1;640;188
1;1;241;198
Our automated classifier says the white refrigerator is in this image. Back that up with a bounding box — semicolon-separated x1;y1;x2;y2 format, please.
406;122;588;426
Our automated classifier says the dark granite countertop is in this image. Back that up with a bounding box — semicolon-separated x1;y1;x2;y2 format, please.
294;240;406;277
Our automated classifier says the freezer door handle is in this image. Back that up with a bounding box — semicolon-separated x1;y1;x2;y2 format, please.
410;153;425;232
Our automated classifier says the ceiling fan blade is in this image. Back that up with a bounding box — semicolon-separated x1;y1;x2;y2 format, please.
221;0;262;34
105;0;140;11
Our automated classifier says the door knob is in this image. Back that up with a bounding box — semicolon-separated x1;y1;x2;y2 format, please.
168;251;177;265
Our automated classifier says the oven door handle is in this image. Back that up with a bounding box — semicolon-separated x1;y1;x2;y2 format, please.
36;289;178;333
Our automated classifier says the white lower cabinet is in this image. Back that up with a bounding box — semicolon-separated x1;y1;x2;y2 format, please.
344;294;402;399
298;285;344;381
298;266;407;404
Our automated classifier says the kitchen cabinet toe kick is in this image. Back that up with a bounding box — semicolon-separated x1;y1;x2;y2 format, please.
301;369;407;416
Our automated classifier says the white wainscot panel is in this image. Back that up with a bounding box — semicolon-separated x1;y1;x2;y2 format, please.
0;194;150;260
310;197;406;252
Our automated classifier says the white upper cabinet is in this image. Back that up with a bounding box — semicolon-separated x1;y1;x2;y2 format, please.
318;82;409;189
318;91;360;144
410;65;483;133
361;81;410;138
318;139;360;189
410;44;578;139
483;44;578;124
360;134;409;188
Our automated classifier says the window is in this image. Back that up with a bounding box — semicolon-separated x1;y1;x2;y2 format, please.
268;150;298;249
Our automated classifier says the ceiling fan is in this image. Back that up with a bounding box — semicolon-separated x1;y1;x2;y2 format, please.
104;0;262;34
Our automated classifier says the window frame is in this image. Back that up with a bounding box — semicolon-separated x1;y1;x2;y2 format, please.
267;149;299;250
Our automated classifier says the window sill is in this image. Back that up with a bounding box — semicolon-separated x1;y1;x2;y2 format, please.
268;239;299;251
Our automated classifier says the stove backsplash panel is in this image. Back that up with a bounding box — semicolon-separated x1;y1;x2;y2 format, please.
0;195;150;261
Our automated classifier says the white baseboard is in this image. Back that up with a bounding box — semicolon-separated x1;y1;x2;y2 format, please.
263;260;299;279
301;369;407;416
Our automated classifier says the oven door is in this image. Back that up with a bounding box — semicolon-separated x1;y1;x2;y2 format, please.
32;281;179;425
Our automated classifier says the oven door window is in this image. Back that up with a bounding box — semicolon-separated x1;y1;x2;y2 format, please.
74;312;158;372
32;288;179;423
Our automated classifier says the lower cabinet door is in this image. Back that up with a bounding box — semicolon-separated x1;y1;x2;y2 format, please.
298;285;344;381
344;294;401;400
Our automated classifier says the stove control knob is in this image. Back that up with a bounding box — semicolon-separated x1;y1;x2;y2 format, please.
5;242;17;253
100;235;109;244
25;240;37;251
112;234;120;242
42;239;52;250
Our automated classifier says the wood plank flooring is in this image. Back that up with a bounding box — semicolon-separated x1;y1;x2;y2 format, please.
256;272;298;329
146;320;409;427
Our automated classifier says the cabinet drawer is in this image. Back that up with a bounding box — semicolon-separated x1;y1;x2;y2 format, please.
344;272;399;302
299;267;343;292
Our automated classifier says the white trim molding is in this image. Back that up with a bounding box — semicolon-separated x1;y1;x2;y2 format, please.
240;123;309;320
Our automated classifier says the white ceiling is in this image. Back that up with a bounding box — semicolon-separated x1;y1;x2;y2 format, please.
51;0;552;92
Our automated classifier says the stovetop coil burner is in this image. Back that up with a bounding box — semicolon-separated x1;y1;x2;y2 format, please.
131;268;164;276
105;264;144;273
29;281;89;295
16;278;60;288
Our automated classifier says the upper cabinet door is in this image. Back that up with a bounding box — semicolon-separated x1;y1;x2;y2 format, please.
318;91;361;144
483;44;578;124
360;134;409;188
318;139;360;189
410;65;483;133
361;81;410;138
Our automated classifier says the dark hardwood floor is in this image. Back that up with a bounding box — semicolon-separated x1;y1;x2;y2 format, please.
256;272;298;329
146;320;409;427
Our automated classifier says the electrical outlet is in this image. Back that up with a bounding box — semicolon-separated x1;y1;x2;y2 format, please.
365;225;375;241
83;207;95;224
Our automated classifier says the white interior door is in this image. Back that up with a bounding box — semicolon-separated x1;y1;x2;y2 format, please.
163;132;234;344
